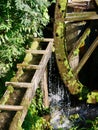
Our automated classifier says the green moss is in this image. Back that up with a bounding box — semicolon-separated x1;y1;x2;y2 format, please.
0;85;14;107
80;28;90;47
31;41;39;49
24;40;39;63
56;22;64;37
7;85;14;93
17;112;23;130
87;91;98;104
59;0;67;13
69;113;79;120
73;48;79;56
24;53;32;63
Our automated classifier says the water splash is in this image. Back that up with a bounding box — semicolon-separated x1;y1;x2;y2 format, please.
48;53;72;129
48;53;98;129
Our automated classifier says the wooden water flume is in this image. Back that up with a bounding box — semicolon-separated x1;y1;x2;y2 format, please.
0;38;53;130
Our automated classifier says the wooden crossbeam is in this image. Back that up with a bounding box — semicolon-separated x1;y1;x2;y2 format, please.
26;50;48;54
17;64;42;70
66;12;98;22
33;38;54;42
5;82;32;88
75;36;98;75
0;105;23;111
68;1;94;10
66;12;96;17
68;27;90;60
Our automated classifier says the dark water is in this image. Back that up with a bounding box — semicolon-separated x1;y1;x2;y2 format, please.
48;53;98;130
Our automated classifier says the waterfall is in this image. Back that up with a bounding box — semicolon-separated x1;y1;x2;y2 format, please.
48;53;72;129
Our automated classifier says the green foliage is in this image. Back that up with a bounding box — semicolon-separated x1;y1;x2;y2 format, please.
87;91;98;104
0;0;50;78
22;88;52;130
70;117;98;130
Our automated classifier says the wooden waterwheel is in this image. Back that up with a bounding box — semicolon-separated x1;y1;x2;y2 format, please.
54;0;98;103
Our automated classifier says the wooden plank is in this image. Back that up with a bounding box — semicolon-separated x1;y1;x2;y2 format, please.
41;69;49;108
68;27;90;60
66;12;96;17
26;50;48;54
68;0;93;10
68;2;87;6
5;82;32;88
66;12;98;22
33;38;54;42
0;105;23;111
17;64;42;70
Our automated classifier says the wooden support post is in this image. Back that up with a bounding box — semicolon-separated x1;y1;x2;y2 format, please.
41;69;49;108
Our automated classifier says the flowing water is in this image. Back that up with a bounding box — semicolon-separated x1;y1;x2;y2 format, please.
48;53;98;130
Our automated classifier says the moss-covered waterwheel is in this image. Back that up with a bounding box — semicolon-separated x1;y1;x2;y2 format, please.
54;0;98;103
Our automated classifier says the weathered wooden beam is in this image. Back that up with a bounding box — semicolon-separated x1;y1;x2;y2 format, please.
67;11;96;17
5;82;32;88
41;69;49;108
17;64;42;70
9;41;53;130
0;105;23;111
33;38;54;42
68;27;90;60
75;36;98;75
68;1;94;10
66;12;98;22
26;50;48;54
95;0;98;6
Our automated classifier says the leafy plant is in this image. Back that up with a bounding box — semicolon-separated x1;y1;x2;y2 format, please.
70;117;98;130
22;88;52;130
0;0;50;78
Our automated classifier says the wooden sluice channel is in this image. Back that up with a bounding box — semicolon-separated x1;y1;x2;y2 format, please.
0;38;53;130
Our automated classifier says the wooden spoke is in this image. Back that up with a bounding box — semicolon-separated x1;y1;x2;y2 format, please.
68;27;90;60
74;36;98;76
